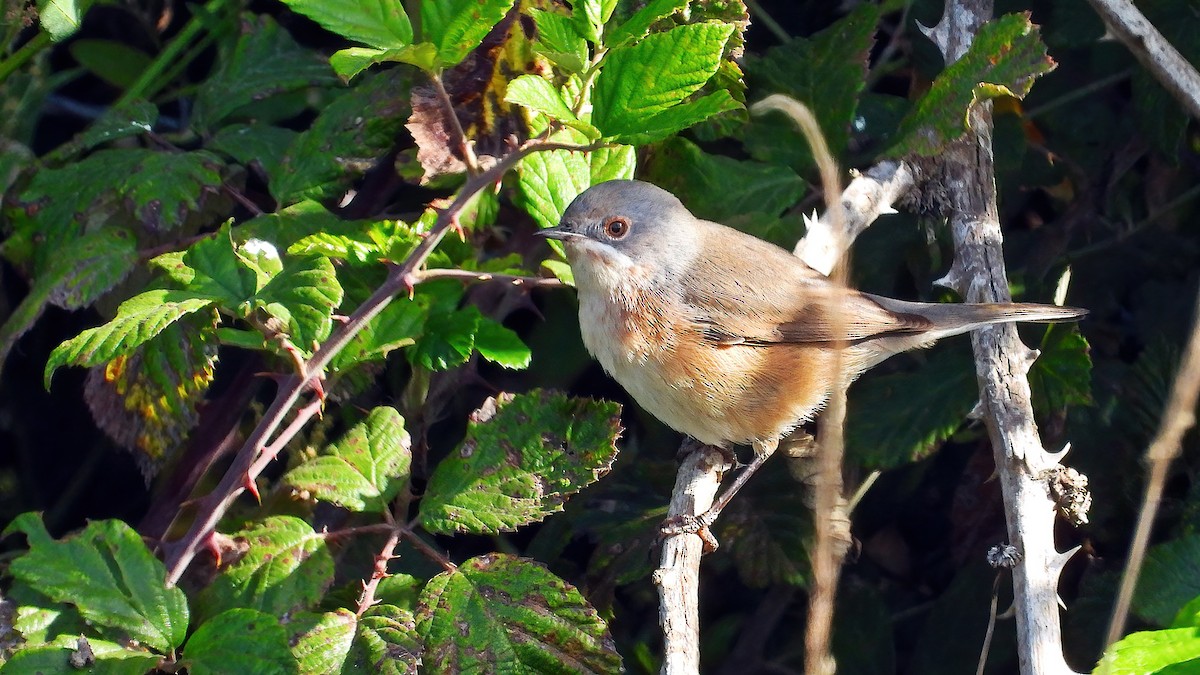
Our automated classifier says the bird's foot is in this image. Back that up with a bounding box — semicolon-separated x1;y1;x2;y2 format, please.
658;512;720;553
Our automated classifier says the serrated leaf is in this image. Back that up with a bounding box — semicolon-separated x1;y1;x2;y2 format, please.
0;228;137;376
420;0;517;68
889;12;1056;157
592;22;735;140
279;0;412;49
330;44;439;81
331;299;425;369
46;100;158;161
619;90;740;145
284;407;411;512
84;315;219;479
417;554;621;673
643;136;804;222
184;609;296;675
589;144;636;183
4;513;189;653
207;123;298;180
37;0;91;41
845;348;979;469
196;516;334;623
1174;596;1200;629
11;148;224;272
272;68;413;205
1030;324;1093;412
239;200;358;251
606;0;689;48
505;75;599;138
152;224;258;306
529;8;588;73
0;635;163;675
254;255;344;349
9;580;90;646
344;605;421;674
408;306;479;371
419;390;621;534
516;145;592;230
1134;534;1200;627
192;15;337;131
1096;627;1200;675
44;290;213;389
473;318;531;369
715;466;813;587
288;610;357;674
743;3;878;171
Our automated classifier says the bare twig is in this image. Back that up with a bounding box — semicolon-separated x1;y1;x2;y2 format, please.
411;268;564;288
1106;287;1200;646
356;525;401;617
431;74;481;174
925;2;1082;673
654;445;732;675
163;138;602;586
1085;0;1200;119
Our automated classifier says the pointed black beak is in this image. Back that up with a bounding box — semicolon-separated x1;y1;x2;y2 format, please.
537;226;584;241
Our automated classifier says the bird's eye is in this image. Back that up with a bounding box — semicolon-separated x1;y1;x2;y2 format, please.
603;216;631;239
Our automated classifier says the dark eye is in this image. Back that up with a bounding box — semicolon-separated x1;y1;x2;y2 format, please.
603;216;631;239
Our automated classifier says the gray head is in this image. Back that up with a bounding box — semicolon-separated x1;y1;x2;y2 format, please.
538;180;700;280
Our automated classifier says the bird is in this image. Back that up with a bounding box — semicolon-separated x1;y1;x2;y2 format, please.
538;179;1086;532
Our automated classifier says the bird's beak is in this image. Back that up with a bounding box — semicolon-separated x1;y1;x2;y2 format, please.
537;226;584;241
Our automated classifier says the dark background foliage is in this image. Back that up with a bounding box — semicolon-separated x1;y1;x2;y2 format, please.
2;0;1199;672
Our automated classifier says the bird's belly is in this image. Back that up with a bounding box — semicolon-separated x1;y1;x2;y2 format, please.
577;293;828;447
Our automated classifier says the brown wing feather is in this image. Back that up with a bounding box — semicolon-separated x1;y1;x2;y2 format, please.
681;221;932;345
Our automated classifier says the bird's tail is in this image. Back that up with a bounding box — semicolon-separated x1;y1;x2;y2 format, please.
865;294;1087;350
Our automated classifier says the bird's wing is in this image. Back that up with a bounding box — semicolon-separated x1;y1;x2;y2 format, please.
679;230;931;346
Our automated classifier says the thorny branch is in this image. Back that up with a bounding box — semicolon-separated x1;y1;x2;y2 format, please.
162;137;601;586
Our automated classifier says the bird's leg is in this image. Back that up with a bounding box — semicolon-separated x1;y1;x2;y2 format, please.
659;438;779;547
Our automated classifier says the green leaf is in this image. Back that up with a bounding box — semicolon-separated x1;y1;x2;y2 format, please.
642;136;804;222
0;228;137;376
889;12;1057;157
37;0;92;41
1096;627;1200;675
331;299;425;369
69;39;152;90
606;0;688;48
207;123;298;181
329;44;439;80
419;391;622;534
83;315;220;478
344;605;421;674
288;610;357;674
1174;596;1200;629
589;144;636;183
505;75;599;138
46;100;158;162
473;318;531;370
8;580;89;646
253;255;344;349
1134;534;1200;626
417;554;621;673
592;22;736;141
1030;325;1093;412
192;15;337;131
10;148;224;272
283;407;412;512
239;200;353;251
4;513;189;653
152;224;258;306
408;305;479;371
0;635;162;675
845;348;980;469
184;609;296;675
743;3;878;171
515;145;592;231
278;0;413;48
196;517;334;622
44;290;214;389
420;0;517;69
572;0;606;43
715;465;813;587
529;8;588;73
272;68;414;205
